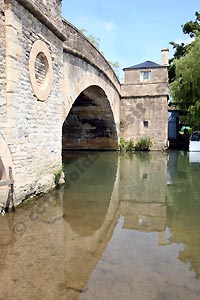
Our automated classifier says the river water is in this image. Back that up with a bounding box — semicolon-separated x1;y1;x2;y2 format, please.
0;150;200;300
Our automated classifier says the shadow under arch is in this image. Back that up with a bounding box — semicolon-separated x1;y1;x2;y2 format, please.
62;85;118;151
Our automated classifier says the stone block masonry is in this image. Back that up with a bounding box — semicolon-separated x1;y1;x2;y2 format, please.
120;96;168;150
0;0;121;206
3;0;64;203
121;61;169;150
0;3;6;135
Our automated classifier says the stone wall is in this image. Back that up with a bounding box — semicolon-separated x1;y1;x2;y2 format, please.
4;0;64;202
120;96;168;150
121;66;168;150
122;67;168;97
0;0;121;205
124;67;168;85
14;0;62;27
0;2;6;137
31;0;62;24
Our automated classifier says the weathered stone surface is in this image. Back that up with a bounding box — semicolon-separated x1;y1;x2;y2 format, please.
2;1;64;203
121;64;168;150
0;0;121;205
0;4;6;136
120;96;168;150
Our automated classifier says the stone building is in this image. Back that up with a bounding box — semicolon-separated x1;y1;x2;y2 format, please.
121;49;169;150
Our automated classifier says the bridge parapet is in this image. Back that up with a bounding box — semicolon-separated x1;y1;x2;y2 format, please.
16;0;62;27
62;18;121;94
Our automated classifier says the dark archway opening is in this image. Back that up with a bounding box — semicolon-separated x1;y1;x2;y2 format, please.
62;86;118;152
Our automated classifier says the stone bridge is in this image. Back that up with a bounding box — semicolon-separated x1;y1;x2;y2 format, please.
0;0;168;208
0;0;121;206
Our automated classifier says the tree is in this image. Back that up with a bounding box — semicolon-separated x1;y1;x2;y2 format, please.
169;11;200;128
182;11;200;38
170;37;200;128
169;11;200;84
168;42;188;83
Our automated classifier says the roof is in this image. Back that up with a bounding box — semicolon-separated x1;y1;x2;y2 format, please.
123;60;163;70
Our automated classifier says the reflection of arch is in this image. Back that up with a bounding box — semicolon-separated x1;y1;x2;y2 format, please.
62;85;118;150
0;133;14;208
62;152;120;296
63;152;118;236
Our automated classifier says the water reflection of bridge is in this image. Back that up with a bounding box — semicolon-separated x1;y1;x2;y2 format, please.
0;152;168;300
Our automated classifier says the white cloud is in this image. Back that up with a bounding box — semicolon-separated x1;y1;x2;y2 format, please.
103;21;116;31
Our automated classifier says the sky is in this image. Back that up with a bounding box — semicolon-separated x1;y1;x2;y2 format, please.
62;0;199;81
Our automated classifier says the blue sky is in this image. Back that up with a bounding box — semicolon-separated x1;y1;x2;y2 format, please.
62;0;199;80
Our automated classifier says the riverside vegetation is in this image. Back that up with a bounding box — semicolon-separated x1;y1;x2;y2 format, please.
119;137;152;152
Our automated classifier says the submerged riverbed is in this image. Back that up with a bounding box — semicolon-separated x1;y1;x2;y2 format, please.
0;151;200;300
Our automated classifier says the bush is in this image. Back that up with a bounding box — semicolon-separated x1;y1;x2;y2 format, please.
119;137;134;152
54;166;63;186
134;137;152;151
119;137;127;152
126;140;134;151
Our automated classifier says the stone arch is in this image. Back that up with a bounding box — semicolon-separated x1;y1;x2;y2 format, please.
62;85;118;151
62;55;120;140
0;133;14;208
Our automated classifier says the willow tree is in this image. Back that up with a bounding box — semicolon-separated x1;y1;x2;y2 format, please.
171;37;200;128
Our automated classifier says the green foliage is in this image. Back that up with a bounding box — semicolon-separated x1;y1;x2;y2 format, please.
134;137;152;151
168;42;189;84
182;11;200;38
119;137;134;152
169;11;200;128
170;37;200;128
54;166;63;186
126;140;134;152
169;11;200;84
119;137;127;152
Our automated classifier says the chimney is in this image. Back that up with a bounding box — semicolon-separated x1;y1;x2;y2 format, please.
161;48;169;66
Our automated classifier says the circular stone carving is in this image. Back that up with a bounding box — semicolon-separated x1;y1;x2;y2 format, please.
29;40;53;101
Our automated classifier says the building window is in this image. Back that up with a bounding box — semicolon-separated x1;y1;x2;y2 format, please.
143;173;148;179
140;71;151;82
143;120;148;128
